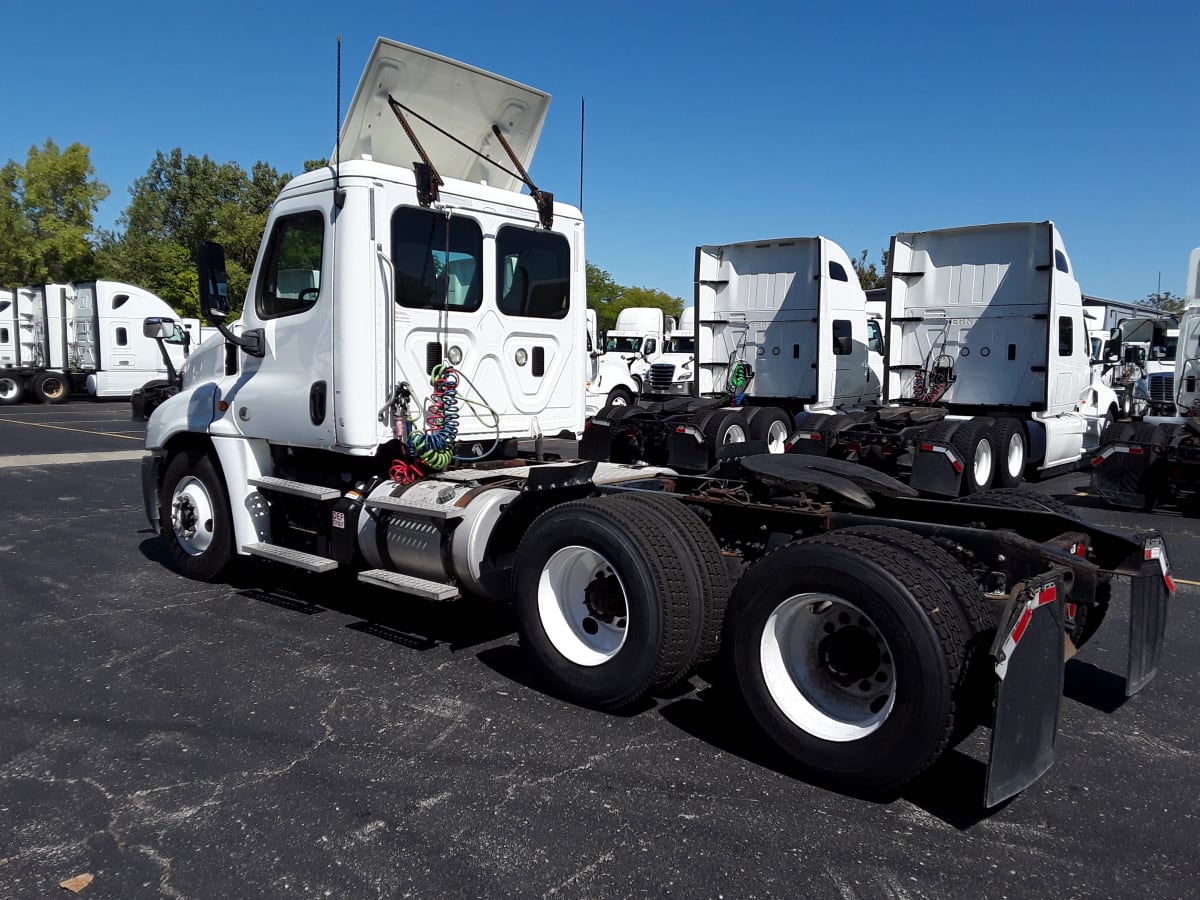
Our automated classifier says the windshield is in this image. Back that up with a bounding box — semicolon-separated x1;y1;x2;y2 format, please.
606;335;643;353
666;336;695;353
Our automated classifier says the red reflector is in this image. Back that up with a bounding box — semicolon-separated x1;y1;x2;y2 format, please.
919;443;934;452
1166;574;1177;594
1037;584;1058;605
807;432;822;441
1066;602;1078;618
846;443;861;453
1145;548;1153;560
952;460;964;473
1128;446;1145;455
1091;456;1103;467
676;426;687;433
1011;607;1033;644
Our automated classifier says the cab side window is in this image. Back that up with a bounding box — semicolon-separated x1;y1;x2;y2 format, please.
257;211;325;319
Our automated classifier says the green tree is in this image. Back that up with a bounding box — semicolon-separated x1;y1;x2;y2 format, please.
851;248;890;291
0;139;109;284
585;263;684;332
1138;291;1185;316
98;149;292;314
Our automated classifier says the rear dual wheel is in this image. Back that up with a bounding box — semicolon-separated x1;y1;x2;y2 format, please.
728;536;970;794
0;375;24;405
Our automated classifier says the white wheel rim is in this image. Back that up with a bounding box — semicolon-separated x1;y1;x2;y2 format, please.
973;437;994;486
171;476;216;556
1005;432;1025;479
723;423;747;444
760;592;895;741
609;394;629;407
766;419;790;453
538;545;629;666
0;378;17;399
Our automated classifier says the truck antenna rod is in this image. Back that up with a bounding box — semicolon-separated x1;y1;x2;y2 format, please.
386;96;554;229
333;35;346;209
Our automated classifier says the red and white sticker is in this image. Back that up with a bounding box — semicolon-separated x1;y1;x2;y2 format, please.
919;442;964;473
994;583;1057;680
1144;542;1176;594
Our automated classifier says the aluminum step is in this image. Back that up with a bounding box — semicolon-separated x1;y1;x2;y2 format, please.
243;542;338;573
358;569;460;601
248;476;340;501
364;493;465;520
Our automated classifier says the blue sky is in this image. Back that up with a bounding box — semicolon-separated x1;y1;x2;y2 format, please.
2;1;1197;302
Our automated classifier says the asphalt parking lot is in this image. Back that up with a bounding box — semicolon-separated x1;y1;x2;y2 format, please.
1;400;1197;899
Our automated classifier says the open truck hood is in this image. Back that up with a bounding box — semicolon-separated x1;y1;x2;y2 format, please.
333;38;550;194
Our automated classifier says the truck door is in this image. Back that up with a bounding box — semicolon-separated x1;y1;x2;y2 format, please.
224;205;335;448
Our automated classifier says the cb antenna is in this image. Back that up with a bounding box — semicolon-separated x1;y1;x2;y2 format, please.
333;35;346;209
579;96;585;210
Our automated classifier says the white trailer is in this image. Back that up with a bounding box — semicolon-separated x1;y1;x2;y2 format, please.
139;38;1172;806
0;279;187;404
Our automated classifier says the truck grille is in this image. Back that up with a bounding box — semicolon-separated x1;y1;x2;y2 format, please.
648;363;676;389
1148;373;1174;404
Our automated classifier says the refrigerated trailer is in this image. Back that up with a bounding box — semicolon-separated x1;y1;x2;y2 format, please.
0;280;187;404
139;38;1172;805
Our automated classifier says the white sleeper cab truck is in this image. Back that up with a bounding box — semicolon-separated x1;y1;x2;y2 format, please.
584;235;885;466
0;279;187;404
1092;247;1200;511
141;39;1173;806
795;222;1116;495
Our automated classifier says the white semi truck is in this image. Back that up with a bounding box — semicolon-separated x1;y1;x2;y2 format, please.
589;223;1116;496
602;306;675;386
140;38;1172;805
0;279;188;404
1091;248;1200;511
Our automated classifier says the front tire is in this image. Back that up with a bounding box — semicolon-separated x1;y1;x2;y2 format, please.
159;450;235;582
605;385;633;407
729;539;967;794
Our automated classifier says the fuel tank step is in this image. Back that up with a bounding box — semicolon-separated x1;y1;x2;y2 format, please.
248;476;341;501
364;493;465;520
243;542;338;573
358;569;460;601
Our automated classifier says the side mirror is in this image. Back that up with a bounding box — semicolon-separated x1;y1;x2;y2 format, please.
143;316;177;340
197;239;265;357
199;241;231;322
643;338;657;356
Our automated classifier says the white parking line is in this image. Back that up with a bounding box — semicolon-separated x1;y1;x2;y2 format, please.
0;450;146;469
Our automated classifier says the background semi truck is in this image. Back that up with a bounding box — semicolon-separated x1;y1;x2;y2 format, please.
0;279;187;404
586;223;1117;497
139;38;1171;805
1091;247;1200;511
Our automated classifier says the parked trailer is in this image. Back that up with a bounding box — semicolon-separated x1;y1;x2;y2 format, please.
0;280;187;404
1091;248;1200;511
141;38;1172;805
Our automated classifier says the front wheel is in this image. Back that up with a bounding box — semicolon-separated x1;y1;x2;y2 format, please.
605;385;633;407
159;449;235;582
729;538;967;794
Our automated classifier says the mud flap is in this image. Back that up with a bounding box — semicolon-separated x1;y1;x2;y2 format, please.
985;571;1065;807
1127;538;1173;696
909;440;964;498
666;424;710;472
1088;442;1150;508
578;418;616;461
